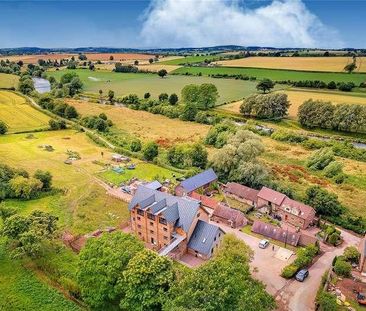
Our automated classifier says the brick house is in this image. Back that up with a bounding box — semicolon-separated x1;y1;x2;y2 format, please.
175;168;218;196
211;204;248;229
257;187;315;229
189;191;219;212
222;182;259;207
128;185;224;259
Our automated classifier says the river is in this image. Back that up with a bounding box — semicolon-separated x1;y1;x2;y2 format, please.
32;77;51;94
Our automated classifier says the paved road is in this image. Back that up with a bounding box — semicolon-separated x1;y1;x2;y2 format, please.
214;223;293;295
281;229;360;311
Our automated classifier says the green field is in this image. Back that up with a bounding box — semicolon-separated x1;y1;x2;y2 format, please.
99;161;181;185
0;238;80;311
48;69;260;104
172;66;366;84
159;55;219;65
0;130;130;234
0;90;50;133
0;73;19;89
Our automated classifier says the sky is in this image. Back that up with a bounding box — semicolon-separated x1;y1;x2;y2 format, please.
0;0;365;49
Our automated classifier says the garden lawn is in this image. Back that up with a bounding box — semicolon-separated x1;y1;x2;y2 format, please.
48;69;259;104
66;99;210;145
0;73;19;89
172;66;366;84
0;90;50;133
0;130;129;234
0;239;80;311
98;161;180;185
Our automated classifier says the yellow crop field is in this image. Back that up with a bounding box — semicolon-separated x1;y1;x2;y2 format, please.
66;99;209;145
216;56;366;72
0;90;50;132
0;73;19;89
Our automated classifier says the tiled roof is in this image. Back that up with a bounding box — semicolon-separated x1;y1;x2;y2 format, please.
179;168;217;193
212;204;247;224
224;182;259;202
189;192;219;210
257;187;286;206
128;186;200;232
281;197;315;221
188;220;223;256
251;220;300;246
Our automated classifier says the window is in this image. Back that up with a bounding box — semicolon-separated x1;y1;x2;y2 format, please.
211;248;214;253
147;213;155;221
150;230;154;234
138;232;142;236
197;212;200;218
137;216;140;221
214;237;216;242
164;236;168;240
137;224;141;229
137;209;144;216
159;217;167;225
132;217;135;221
150;222;154;226
163;227;168;232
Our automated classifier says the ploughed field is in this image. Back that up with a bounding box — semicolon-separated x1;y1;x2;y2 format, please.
215;56;366;73
172;66;366;84
0;90;50;133
48;69;259;104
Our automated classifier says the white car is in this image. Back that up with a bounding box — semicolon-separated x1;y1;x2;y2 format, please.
259;239;270;249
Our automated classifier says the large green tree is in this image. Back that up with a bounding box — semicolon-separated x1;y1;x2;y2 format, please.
77;232;143;309
164;234;275;311
120;249;174;311
256;79;275;93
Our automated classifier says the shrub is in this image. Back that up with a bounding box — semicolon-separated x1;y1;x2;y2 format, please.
130;139;142;152
323;161;343;178
334;259;352;277
343;246;360;264
317;292;337;311
271;130;307;143
307;148;335;170
143;142;159;161
281;264;298;279
0;120;8;135
328;232;340;246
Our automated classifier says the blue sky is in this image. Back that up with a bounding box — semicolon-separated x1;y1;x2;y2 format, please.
0;0;365;49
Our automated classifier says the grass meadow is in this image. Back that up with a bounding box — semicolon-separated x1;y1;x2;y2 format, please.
0;91;50;133
66;99;210;145
0;73;19;89
49;69;258;104
172;66;366;84
216;56;366;73
0;130;130;234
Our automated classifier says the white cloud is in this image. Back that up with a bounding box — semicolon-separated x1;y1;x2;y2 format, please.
140;0;343;48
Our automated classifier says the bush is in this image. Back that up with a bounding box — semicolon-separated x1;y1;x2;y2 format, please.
281;264;298;279
0;120;8;135
323;161;343;178
343;246;360;264
334;259;352;277
130;139;142;152
306;148;335;170
143;142;159;161
317;292;337;311
271;130;307;143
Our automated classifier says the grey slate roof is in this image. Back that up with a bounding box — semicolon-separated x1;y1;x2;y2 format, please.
128;186;200;232
179;168;218;193
188;220;223;256
145;180;163;190
150;199;167;214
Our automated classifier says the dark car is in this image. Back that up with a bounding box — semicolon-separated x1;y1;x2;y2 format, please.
295;269;309;282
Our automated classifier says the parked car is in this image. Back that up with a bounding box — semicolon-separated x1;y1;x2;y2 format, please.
295;269;309;282
259;239;269;249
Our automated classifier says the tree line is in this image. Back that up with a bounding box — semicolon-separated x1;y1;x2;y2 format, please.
298;99;366;133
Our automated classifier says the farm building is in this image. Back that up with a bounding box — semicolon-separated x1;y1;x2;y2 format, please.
257;187;287;211
359;235;366;275
251;221;300;247
211;204;248;229
144;180;163;191
189;191;219;212
175;168;218;196
128;185;224;260
222;182;259;207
